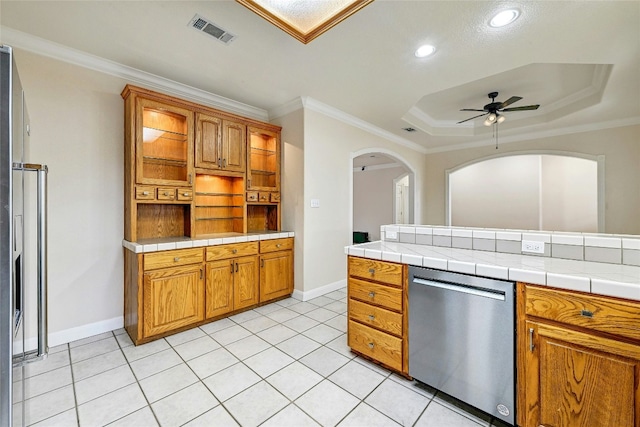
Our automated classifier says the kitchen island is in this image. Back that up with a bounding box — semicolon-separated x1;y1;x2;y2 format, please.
345;226;640;427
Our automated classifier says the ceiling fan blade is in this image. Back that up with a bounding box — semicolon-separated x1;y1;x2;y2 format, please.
460;108;486;112
501;104;540;112
457;112;488;124
498;96;522;108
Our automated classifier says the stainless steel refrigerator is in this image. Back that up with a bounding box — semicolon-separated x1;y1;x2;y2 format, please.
1;45;48;427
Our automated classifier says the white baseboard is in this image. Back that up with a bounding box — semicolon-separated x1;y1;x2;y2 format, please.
15;316;124;353
292;279;347;302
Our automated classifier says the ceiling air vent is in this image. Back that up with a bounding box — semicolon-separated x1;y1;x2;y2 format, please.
189;14;236;44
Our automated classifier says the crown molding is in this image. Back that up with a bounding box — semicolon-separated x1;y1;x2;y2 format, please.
268;97;304;119
0;26;269;121
425;116;640;154
300;96;429;154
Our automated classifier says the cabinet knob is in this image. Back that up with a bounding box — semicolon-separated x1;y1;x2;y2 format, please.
368;291;375;298
276;244;281;248
164;192;170;196
368;314;375;321
368;268;375;275
142;191;149;196
183;193;189;197
232;249;237;254
368;342;374;349
174;257;180;262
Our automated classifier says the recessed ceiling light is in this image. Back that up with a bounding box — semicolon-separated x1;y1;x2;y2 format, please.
415;45;436;58
489;9;520;27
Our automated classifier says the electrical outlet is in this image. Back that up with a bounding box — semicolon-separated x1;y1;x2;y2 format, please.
521;240;545;254
310;199;320;208
386;231;398;239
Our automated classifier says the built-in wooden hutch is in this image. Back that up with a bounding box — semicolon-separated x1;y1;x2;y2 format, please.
122;85;292;345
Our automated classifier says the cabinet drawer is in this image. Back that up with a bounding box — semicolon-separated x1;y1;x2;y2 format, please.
157;187;176;201
349;278;402;312
270;192;281;203
348;256;403;287
348;320;402;371
144;248;204;271
526;285;640;342
258;192;270;202
260;238;293;253
349;298;402;336
206;242;258;261
176;189;193;201
135;186;155;200
247;191;258;202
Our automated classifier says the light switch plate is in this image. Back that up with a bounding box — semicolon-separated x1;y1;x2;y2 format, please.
522;240;545;254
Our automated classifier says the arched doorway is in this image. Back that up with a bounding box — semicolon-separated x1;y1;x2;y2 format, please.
447;152;604;233
351;149;415;242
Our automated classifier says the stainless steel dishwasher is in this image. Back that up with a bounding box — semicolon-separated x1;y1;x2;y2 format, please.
408;266;516;425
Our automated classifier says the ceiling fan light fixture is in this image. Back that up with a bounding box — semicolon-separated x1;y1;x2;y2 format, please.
484;118;492;126
488;112;497;122
489;9;520;27
497;114;506;124
415;44;436;58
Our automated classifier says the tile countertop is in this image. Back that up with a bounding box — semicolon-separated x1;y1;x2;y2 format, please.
123;231;295;254
345;240;640;302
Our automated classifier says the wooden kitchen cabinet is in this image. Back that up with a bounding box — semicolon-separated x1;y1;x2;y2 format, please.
195;113;246;173
347;256;408;375
205;242;259;318
135;97;194;187
123;248;205;343
259;238;294;303
517;283;640;427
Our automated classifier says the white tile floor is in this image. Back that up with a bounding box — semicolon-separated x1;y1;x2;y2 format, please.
13;289;511;427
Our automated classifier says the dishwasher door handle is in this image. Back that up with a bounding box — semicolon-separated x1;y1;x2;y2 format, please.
412;278;506;301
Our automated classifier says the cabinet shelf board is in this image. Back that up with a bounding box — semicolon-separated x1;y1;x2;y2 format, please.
250;169;276;176
251;147;276;155
143;125;187;139
196;205;244;208
143;156;187;166
195;192;243;197
196;217;244;221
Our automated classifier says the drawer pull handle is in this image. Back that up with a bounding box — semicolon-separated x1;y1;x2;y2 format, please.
581;309;594;318
174;257;180;262
182;193;189;197
142;191;149;196
368;291;375;298
232;249;237;254
368;268;375;275
529;328;535;352
368;342;374;349
368;314;375;321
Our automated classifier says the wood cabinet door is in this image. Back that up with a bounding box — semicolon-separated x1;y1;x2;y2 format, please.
143;265;204;338
205;260;234;319
234;255;259;310
523;320;640;427
136;97;194;186
195;113;222;170
259;250;293;302
221;120;246;172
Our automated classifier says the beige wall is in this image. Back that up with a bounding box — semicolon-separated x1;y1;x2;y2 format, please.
353;166;407;241
301;109;425;294
272;109;304;293
15;49;126;342
425;125;640;234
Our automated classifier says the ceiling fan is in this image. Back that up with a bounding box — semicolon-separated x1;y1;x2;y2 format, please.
457;92;540;125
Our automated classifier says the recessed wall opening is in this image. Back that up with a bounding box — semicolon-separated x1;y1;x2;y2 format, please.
447;153;602;233
352;150;415;243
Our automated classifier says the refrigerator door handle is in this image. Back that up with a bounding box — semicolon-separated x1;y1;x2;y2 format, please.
12;163;48;365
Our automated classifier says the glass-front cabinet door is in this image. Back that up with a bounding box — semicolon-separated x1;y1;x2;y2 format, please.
247;127;280;192
136;98;194;186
